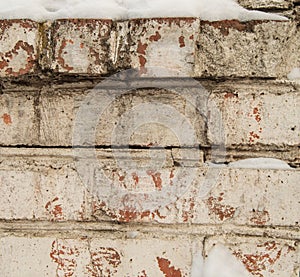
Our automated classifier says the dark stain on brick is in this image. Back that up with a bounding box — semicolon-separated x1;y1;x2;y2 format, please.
206;193;235;221
157;257;182;277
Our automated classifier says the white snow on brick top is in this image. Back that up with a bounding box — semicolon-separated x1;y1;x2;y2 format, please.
228;158;293;169
207;158;293;169
0;0;287;22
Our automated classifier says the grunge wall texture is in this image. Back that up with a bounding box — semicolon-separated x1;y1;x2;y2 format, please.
0;0;299;276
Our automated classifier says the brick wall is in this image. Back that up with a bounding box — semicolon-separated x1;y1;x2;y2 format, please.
0;1;299;276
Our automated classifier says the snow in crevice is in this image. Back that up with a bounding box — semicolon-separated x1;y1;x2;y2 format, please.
0;0;288;22
191;244;251;277
206;158;293;169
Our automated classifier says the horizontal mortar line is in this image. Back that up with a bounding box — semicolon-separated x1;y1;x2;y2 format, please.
0;220;299;240
250;7;294;12
0;145;205;150
0;75;282;86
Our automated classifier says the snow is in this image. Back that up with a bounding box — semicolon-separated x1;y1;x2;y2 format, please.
228;158;292;169
206;158;292;169
287;67;300;82
0;0;288;22
191;244;250;277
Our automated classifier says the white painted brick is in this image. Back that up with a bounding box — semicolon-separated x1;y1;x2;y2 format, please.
207;83;300;147
0;236;57;277
0;234;202;277
0;148;299;227
0;91;37;146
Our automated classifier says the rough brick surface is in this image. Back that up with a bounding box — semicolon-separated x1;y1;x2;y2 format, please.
0;8;300;277
0;148;299;227
127;18;200;77
0;20;38;77
208;82;300;147
1;81;299;150
196;21;300;78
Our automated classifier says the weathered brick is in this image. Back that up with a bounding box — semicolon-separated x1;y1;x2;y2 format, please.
1;81;299;149
196;20;300;78
0;20;38;77
0;234;202;276
205;237;300;277
127;18;200;77
207;81;300;147
51;19;115;74
39;87;207;147
0;90;38;146
0;148;299;227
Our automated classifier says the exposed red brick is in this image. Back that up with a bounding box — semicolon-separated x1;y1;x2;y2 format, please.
250;210;270;225
1;113;12;125
157;257;182;277
202;20;262;36
178;35;185;48
57;39;74;71
86;247;121;277
137;41;148;55
146;170;162;190
206;193;235;221
50;240;79;277
149;31;162;42
233;241;286;277
45;197;64;221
